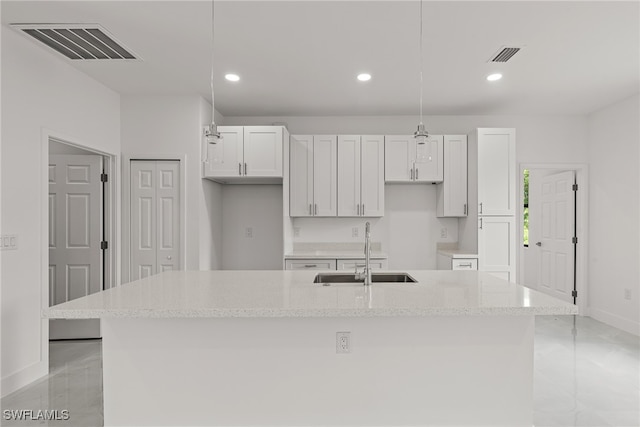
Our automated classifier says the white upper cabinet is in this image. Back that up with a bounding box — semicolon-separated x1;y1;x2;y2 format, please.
437;135;468;217
360;135;385;217
203;125;284;182
477;128;516;216
290;135;337;217
337;135;384;217
243;126;283;177
414;135;444;182
204;126;244;178
384;135;443;183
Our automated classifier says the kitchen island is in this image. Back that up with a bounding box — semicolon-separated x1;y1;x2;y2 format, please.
45;270;577;426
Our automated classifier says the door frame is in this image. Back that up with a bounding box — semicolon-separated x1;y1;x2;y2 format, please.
123;155;186;283
41;130;119;340
518;162;588;315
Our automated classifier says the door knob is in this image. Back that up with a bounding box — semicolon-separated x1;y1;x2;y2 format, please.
535;242;542;247
167;255;172;260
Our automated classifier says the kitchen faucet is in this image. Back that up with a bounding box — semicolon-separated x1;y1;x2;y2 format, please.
355;222;372;286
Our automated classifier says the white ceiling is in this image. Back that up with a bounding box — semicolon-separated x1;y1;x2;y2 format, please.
2;1;639;117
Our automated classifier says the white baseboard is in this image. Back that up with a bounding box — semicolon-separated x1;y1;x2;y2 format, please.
1;360;48;398
588;307;640;336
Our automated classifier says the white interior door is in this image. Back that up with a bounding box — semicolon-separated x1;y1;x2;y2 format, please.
49;154;102;339
131;160;180;280
537;171;576;303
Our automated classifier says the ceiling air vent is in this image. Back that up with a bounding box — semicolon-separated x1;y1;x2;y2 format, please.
488;46;521;63
11;24;138;60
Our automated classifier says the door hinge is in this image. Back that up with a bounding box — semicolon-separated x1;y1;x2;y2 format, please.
101;173;108;183
101;241;108;250
571;290;578;298
572;183;578;191
572;236;578;244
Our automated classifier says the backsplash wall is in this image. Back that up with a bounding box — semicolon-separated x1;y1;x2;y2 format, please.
292;185;458;269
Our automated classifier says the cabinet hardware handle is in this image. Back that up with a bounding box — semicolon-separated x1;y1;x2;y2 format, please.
411;168;414;180
309;204;313;215
315;204;318;215
238;162;242;176
362;204;365;216
479;218;483;229
479;202;483;214
357;204;360;216
458;263;472;268
464;203;467;215
415;168;419;180
304;264;317;268
244;163;247;175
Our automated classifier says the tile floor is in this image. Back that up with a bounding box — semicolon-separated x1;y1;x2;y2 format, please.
1;315;638;426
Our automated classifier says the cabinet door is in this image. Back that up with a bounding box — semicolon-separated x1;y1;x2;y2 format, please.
337;135;361;217
437;135;468;217
243;126;283;177
477;128;516;216
204;126;243;177
290;135;314;217
361;135;385;217
285;259;337;270
313;135;337;216
414;135;443;182
336;259;388;271
384;135;414;182
478;216;515;282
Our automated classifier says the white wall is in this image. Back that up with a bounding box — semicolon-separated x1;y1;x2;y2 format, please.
221;185;283;270
121;95;224;276
1;28;121;396
587;94;640;335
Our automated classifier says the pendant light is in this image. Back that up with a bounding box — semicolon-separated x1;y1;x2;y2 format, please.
205;0;221;143
414;0;431;160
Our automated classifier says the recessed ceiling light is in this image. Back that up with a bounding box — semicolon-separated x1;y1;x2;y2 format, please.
225;73;240;82
357;73;372;82
487;73;503;82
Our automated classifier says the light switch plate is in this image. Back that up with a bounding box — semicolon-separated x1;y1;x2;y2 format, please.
0;234;18;250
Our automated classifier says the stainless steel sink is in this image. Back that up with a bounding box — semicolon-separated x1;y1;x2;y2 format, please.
313;273;417;284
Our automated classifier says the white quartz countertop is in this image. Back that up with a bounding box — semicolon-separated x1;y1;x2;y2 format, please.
437;249;479;258
284;251;388;259
44;270;577;319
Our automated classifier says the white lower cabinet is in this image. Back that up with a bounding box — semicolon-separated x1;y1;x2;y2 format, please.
285;258;388;271
336;259;388;271
284;259;337;270
478;216;516;282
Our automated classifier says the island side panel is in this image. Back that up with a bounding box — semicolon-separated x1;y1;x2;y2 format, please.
102;316;534;426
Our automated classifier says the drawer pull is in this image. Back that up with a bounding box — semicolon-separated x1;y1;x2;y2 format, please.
304;264;318;268
457;263;473;268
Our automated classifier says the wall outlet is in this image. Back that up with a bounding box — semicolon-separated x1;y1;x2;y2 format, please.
293;227;300;237
245;227;253;238
336;332;351;354
0;234;18;251
624;288;632;300
352;227;359;238
440;228;448;238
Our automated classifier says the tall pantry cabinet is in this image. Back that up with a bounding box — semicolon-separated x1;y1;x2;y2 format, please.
461;128;517;282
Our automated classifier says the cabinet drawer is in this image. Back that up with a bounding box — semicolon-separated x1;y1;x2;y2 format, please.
452;258;478;270
336;259;388;271
285;259;337;270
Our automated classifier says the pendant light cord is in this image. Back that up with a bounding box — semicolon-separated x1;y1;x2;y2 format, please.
419;0;424;127
210;0;216;125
